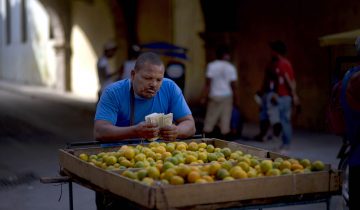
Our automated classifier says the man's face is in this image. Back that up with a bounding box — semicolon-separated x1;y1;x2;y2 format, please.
131;62;164;99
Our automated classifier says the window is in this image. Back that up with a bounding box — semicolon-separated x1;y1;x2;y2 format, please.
5;0;11;45
21;0;27;43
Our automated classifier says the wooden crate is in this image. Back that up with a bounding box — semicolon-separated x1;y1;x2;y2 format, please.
59;139;341;209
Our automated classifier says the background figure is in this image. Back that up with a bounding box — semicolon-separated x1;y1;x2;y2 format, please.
254;56;282;142
97;41;119;99
270;40;300;153
201;46;239;139
340;36;360;210
121;45;140;80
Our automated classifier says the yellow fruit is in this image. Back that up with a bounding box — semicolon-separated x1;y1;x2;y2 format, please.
188;142;199;151
176;143;187;151
79;153;88;161
187;171;201;183
207;153;218;162
119;159;132;167
230;166;248;179
195;178;207;183
206;144;215;153
134;153;146;161
250;158;260;167
273;161;281;169
281;168;292;175
149;141;159;148
161;168;177;181
220;147;232;158
170;175;184;185
311;160;325;171
162;152;172;160
198;152;208;162
221;161;233;171
260;160;273;173
185;155;197;164
229;152;241;161
106;165;115;170
266;168;281;176
238;161;250;172
165;143;176;152
223;176;235;181
293;169;304;174
142;148;152;156
136;169;148;180
142;177;154;186
247;168;257;178
163;161;175;171
89;154;97;160
239;156;251;165
288;158;299;165
134;161;145;168
274;157;284;163
291;163;304;171
300;159;311;168
202;175;214;182
147;167;160;179
208;162;221;175
198;142;207;149
153;146;166;154
216;168;230;180
165;156;178;165
279;160;291;170
106;155;117;165
124;148;135;160
176;165;191;178
160;179;169;185
122;170;137;179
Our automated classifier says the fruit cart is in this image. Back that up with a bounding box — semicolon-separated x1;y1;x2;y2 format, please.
44;138;342;210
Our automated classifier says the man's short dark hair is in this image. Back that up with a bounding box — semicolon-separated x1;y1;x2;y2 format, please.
134;52;163;71
270;40;287;55
215;46;230;59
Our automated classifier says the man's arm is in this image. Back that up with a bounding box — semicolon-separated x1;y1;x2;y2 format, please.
94;120;159;142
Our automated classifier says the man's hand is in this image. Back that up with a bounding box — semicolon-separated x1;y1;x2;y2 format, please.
160;124;178;141
135;122;160;140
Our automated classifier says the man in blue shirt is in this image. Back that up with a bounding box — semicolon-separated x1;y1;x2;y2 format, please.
94;51;196;142
94;52;196;209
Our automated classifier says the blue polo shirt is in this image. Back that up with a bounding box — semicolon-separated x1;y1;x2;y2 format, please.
95;78;191;126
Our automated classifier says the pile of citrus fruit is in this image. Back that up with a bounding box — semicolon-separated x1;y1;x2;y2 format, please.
78;141;325;186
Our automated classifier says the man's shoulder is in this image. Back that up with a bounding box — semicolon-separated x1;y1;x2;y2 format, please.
106;79;130;92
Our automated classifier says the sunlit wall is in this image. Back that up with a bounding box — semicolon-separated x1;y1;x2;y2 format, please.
71;0;120;100
0;0;56;87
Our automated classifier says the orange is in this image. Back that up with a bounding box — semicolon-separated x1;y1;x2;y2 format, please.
187;170;201;183
170;175;184;185
147;167;160;179
216;168;230;180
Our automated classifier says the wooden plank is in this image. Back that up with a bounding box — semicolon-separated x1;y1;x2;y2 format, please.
155;176;295;209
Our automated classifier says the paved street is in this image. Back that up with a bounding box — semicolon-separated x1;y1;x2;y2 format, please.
0;81;347;210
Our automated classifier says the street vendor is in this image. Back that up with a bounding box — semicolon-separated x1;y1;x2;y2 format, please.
94;51;196;209
94;51;196;142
